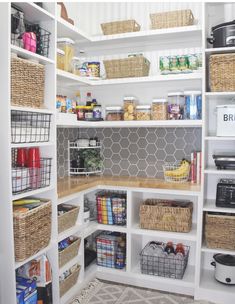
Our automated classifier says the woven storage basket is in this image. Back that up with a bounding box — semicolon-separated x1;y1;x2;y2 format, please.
101;20;140;35
104;56;150;79
13;200;52;261
11;55;45;108
59;238;81;268
205;213;235;250
60;265;81;297
150;9;194;29
209;53;235;92
139;199;193;232
58;205;80;234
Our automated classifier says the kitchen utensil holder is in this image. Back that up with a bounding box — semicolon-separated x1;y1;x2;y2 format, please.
11;110;51;144
101;19;140;35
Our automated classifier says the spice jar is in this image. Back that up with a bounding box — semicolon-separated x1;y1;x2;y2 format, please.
167;92;184;120
151;99;168;120
123;96;137;121
84;106;93;120
57;38;75;72
136;105;151;120
105;106;123;121
57;48;65;70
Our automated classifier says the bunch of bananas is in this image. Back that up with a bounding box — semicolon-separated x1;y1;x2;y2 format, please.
164;159;190;179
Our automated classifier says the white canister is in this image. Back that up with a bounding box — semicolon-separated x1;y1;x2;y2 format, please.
216;105;235;137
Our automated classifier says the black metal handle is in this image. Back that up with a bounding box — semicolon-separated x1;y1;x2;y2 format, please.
211;261;216;267
207;37;215;44
212;20;235;31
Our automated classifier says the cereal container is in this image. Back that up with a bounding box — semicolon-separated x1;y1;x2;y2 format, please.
123;97;137;121
167;92;184;120
57;48;65;70
57;38;75;72
151;99;168;120
106;107;123;121
136;105;151;120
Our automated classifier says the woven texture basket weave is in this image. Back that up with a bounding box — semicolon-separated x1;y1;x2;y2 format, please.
60;265;80;297
209;53;235;92
101;20;140;35
140;199;193;232
104;56;150;79
205;213;235;250
150;9;194;29
58;205;80;234
59;238;81;268
11;55;45;108
14;200;52;261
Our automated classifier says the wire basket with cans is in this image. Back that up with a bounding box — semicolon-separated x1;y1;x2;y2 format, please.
140;241;190;279
11;111;51;144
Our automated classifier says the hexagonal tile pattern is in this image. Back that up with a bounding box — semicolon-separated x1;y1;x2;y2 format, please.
57;127;201;178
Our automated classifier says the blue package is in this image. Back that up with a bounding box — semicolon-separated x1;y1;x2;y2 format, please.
185;95;191;119
16;289;24;304
24;290;37;304
196;95;202;119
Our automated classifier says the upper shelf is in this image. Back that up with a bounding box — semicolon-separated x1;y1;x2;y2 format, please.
13;2;55;22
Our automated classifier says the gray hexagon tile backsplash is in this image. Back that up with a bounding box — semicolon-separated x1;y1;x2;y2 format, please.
57;127;201;179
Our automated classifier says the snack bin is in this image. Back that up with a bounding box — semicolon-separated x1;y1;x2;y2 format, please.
216;105;235;137
57;38;75;72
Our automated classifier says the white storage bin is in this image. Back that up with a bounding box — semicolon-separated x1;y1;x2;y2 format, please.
216;105;235;137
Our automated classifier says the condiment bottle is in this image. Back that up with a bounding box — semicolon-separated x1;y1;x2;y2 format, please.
175;243;185;256
164;241;175;254
86;92;92;106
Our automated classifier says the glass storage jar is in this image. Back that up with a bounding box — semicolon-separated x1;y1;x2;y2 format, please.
57;48;65;70
123;96;137;121
105;106;123;121
136;105;151;120
167;92;184;120
57;38;75;72
151;99;168;120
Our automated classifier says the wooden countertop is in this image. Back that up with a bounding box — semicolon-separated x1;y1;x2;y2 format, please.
57;175;201;199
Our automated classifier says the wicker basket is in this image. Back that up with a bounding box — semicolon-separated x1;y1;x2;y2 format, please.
59;265;81;297
59;238;81;268
150;9;194;29
205;213;235;250
58;205;80;234
209;53;235;92
11;55;45;108
101;20;140;35
104;56;150;79
140;199;193;232
13;200;52;261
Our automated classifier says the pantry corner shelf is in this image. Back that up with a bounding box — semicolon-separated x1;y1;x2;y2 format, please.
204;167;235;175
12;185;55;201
201;244;235;256
203;199;235;214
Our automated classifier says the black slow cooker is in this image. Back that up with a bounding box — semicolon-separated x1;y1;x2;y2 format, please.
207;20;235;48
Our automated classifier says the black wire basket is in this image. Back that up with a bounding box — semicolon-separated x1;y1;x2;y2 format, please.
11;111;52;144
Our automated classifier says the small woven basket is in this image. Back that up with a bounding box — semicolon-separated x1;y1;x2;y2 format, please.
140;199;193;232
209;53;235;92
14;200;52;261
104;56;150;79
59;238;81;268
59;265;81;297
101;20;140;35
150;9;194;29
58;205;80;234
205;213;235;250
11;55;45;108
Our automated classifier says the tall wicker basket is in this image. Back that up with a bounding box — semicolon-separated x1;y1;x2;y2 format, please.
60;265;81;297
101;20;140;35
58;205;80;234
59;238;81;268
150;9;194;29
209;53;235;92
104;56;150;79
11;55;45;108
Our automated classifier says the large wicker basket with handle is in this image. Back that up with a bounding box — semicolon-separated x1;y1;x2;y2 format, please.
150;9;194;29
140;199;193;232
59;237;81;268
101;19;140;35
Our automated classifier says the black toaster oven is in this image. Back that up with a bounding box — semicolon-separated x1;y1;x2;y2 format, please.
216;179;235;208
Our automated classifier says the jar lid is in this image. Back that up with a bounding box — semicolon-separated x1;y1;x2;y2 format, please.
124;96;135;101
57;37;75;44
152;98;167;103
216;105;235;108
167;92;183;97
214;254;235;266
57;48;65;55
106;106;123;111
136;105;151;110
183;90;201;95
72;56;81;61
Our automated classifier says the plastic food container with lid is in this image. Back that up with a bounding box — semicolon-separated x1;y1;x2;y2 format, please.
106;106;123;121
72;57;82;76
123;96;137;121
183;90;202;120
136;105;151;120
57;38;75;72
57;48;65;70
167;92;184;120
151;99;168;120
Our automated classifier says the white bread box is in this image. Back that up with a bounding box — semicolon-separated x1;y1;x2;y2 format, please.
217;105;235;137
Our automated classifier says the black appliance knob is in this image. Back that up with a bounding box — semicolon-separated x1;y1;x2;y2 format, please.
226;278;231;283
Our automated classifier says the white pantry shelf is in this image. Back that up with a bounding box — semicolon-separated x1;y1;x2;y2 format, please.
11;142;54;148
205;46;235;54
205;92;235;97
205;136;235;141
201;245;235;256
13;2;55;22
204;167;235;175
12;185;55;201
11;106;54;114
58;223;83;242
203;199;235;214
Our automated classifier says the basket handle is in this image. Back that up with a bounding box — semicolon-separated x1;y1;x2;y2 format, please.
134;21;141;31
139;241;162;256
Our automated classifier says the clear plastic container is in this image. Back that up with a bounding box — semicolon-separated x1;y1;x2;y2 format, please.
183;91;202;120
72;56;82;75
105;106;123;121
57;38;75;72
167;92;184;120
123;96;137;121
151;99;168;120
136;105;151;120
57;48;65;70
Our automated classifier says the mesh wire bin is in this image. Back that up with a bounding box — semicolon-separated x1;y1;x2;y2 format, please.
11;111;51;144
140;242;190;279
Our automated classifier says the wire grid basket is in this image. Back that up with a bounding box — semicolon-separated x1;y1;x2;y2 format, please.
140;242;190;279
11;111;51;144
150;9;194;29
101;20;141;35
11;8;51;57
96;191;126;225
96;232;126;269
163;162;190;183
